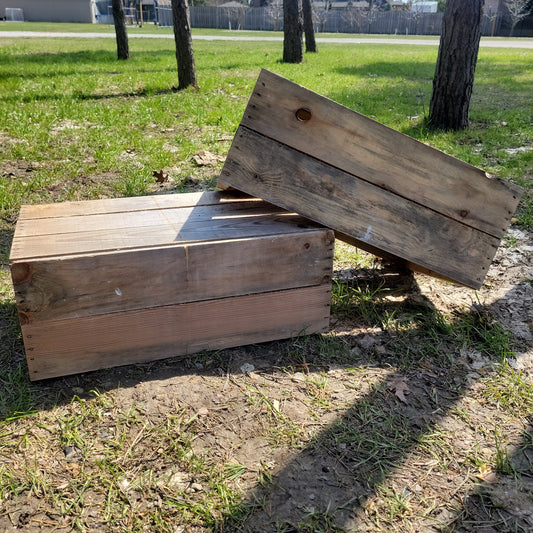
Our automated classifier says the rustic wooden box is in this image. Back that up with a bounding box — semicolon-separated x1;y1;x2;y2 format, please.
10;191;333;381
220;70;523;289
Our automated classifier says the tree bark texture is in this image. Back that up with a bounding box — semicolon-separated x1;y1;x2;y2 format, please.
302;0;317;53
283;0;303;63
429;0;484;130
112;0;129;60
171;0;198;90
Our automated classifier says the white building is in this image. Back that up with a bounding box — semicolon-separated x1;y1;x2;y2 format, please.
0;0;97;23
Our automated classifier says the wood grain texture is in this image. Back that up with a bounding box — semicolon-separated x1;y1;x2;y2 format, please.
236;69;522;239
17;190;256;220
13;230;333;322
23;285;332;381
221;126;499;288
14;200;280;239
11;200;323;260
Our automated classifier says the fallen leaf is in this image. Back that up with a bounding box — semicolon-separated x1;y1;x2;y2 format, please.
153;169;168;183
476;464;498;484
388;377;411;403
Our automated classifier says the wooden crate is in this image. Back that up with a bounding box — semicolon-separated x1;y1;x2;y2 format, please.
10;191;333;380
220;69;523;289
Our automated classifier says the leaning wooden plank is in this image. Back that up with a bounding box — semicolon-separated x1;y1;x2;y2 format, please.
221;126;499;289
13;230;333;322
236;69;522;240
23;285;332;381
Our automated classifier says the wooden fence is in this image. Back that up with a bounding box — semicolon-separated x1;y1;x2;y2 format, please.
156;6;507;36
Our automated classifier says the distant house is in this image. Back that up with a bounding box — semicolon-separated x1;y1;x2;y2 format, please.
411;2;437;13
0;0;97;23
321;1;369;10
217;1;247;8
484;0;503;17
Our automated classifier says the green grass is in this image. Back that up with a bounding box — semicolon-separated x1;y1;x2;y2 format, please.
0;33;531;234
0;29;532;533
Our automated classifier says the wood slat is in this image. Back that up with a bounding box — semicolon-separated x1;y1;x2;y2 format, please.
237;69;522;240
14;200;281;238
221;126;499;289
23;285;332;381
18;190;257;220
10;212;322;260
13;230;333;322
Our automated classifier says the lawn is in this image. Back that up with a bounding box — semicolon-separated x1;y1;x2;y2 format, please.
0;29;532;532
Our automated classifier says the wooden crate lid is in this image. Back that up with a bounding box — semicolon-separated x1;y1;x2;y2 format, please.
220;69;523;289
10;190;325;261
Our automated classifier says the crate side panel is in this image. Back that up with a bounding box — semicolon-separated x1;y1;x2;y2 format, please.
13;230;333;322
23;284;332;380
221;126;499;289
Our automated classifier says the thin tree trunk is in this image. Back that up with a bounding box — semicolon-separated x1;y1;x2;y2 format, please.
283;0;303;63
171;0;198;90
302;0;317;53
112;0;129;60
428;0;484;130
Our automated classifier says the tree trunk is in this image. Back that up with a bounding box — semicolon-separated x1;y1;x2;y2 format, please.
302;0;317;53
428;0;484;130
112;0;129;60
283;0;303;63
171;0;198;90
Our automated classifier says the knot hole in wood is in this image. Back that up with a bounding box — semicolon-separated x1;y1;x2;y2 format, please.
11;262;33;285
18;311;30;325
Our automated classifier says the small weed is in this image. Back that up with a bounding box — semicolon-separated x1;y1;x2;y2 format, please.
492;429;516;476
416;426;456;469
377;485;413;523
515;203;533;231
243;383;302;447
331;280;389;325
283;332;350;368
454;311;513;363
503;232;518;247
296;503;339;532
224;462;247;481
303;373;330;408
481;363;533;417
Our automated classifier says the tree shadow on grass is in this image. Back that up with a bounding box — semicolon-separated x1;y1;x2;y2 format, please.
448;424;533;533
216;275;533;532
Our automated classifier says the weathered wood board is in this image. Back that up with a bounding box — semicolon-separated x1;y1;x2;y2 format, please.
220;69;523;289
10;191;333;380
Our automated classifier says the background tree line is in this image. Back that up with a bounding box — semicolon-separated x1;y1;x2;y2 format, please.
111;0;532;132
